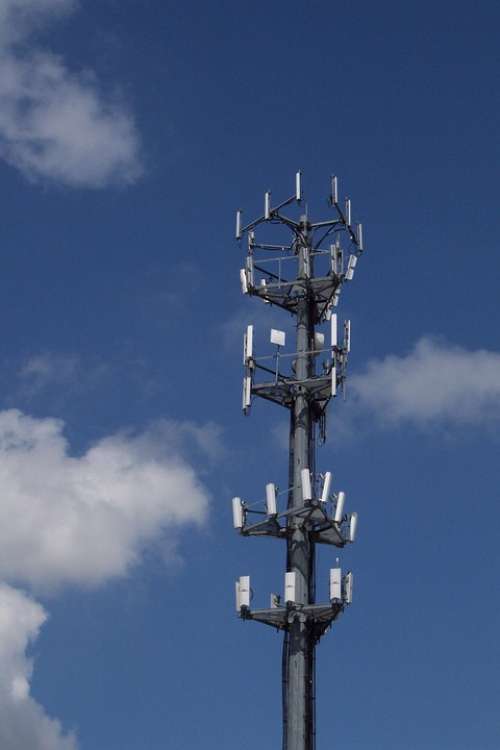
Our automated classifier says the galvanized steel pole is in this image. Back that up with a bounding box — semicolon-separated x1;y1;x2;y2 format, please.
285;218;315;750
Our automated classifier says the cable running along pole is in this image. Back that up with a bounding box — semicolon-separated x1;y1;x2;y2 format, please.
232;172;364;750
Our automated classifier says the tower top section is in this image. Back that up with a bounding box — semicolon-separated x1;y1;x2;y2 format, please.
236;171;365;323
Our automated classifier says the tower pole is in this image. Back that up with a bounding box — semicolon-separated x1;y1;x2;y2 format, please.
286;217;315;750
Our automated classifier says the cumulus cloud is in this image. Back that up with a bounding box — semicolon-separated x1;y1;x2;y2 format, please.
350;337;500;427
0;583;77;750
0;0;142;187
0;409;211;590
0;408;216;747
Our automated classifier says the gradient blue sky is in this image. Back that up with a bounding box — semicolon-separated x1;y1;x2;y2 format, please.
0;1;499;749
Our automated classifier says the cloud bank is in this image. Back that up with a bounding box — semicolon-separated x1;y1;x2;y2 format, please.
351;337;500;427
0;408;213;748
0;0;142;187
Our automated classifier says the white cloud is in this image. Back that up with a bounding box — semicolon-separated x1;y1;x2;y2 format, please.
0;583;77;750
0;408;215;748
0;409;211;590
350;337;500;427
0;0;142;187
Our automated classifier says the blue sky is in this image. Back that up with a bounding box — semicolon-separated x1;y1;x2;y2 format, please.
0;1;499;748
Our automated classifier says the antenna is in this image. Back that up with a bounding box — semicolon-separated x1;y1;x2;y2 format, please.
344;320;351;353
236;575;251;611
334;491;346;523
331;175;338;205
314;331;325;349
242;375;251;412
270;329;286;347
231;172;365;750
344;571;354;604
329;566;342;601
349;512;358;542
285;572;296;603
296;171;302;202
331;239;344;278
345;197;352;226
232;497;244;529
265;483;277;515
357;222;363;251
320;471;332;503
245;255;254;286
243;325;254;363
301;468;312;501
265;191;271;220
331;313;338;348
346;253;357;280
239;268;248;294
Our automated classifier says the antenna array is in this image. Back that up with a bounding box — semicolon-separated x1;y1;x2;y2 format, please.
232;172;365;750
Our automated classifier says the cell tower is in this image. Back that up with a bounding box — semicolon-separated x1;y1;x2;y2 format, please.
232;172;364;750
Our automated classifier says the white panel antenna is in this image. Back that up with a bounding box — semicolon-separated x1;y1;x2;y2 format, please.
345;198;352;226
232;497;244;529
246;255;254;286
344;320;351;353
331;366;337;396
320;471;332;503
329;567;342;601
301;468;312;501
236;210;242;240
239;268;248;294
265;191;271;220
314;332;325;349
334;491;345;523
236;575;251;610
345;254;357;281
331;313;338;348
331;175;338;204
270;328;286;347
349;512;358;542
296;171;302;202
344;571;354;603
329;244;335;274
330;239;343;276
243;324;254;364
242;376;251;411
357;223;363;250
265;483;277;515
235;581;240;612
284;572;296;603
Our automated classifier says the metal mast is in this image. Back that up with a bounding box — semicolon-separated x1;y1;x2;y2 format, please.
232;172;363;750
